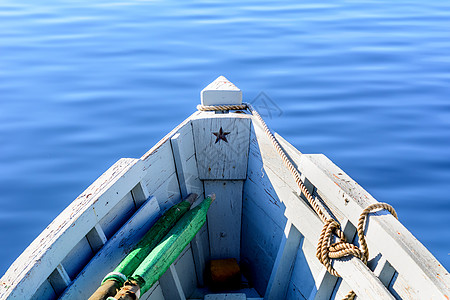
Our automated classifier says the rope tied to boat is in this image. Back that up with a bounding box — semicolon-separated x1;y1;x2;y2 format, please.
197;103;398;300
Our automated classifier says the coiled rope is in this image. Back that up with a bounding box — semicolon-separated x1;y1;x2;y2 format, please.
197;103;398;300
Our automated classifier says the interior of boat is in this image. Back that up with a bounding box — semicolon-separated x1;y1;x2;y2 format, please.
30;109;327;300
4;77;448;300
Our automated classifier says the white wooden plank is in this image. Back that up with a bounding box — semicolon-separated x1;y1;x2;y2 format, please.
140;282;165;300
183;155;204;198
173;246;198;298
244;157;288;230
248;119;394;300
86;224;108;253
388;271;430;300
98;191;136;239
132;181;151;208
308;219;357;300
149;171;182;212
287;235;323;300
47;264;71;295
30;279;56;300
330;278;352;300
141;140;179;208
265;223;302;300
60;236;94;280
286;282;307;300
241;231;277;295
307;269;337;300
172;133;189;197
190;223;209;287
201;76;243;106
59;197;161;300
205;180;243;260
240;199;284;295
192;114;251;180
170;125;207;287
243;126;294;296
241;196;285;263
372;257;396;288
170;124;204;200
141;134;186;212
159;265;186;300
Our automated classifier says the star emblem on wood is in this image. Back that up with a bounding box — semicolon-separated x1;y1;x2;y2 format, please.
212;127;230;144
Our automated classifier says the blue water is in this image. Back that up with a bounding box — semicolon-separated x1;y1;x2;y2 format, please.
1;0;449;276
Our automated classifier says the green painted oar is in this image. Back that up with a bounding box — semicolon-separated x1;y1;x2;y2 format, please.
88;194;197;300
128;194;214;295
112;193;197;278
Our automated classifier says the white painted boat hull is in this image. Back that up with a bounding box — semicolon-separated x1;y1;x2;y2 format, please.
1;77;449;300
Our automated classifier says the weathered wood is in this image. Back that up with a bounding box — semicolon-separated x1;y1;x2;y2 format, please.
190;223;210;287
170;124;207;286
60;197;161;300
150;172;182;212
99;191;136;239
132;182;151;208
265;223;302;300
86;224;108;253
249;119;393;299
205;180;243;260
159;265;186;300
139;282;165;300
173;246;197;298
241;196;284;295
287;234;324;300
192;114;251;180
30;280;55;300
158;246;197;300
60;236;94;280
372;257;396;288
201;75;242;106
141;140;181;212
242;128;289;295
330;278;352;300
295;153;450;299
48;264;71;295
172;133;189;198
170;125;204;202
308;219;357;300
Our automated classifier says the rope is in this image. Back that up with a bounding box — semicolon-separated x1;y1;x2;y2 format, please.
197;103;398;299
197;104;248;111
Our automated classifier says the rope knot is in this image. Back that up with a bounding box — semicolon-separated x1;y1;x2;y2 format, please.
316;203;397;299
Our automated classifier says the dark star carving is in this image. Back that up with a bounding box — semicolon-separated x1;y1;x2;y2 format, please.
212;127;230;144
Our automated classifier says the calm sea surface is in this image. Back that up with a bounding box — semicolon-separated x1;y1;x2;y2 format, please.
1;0;449;276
